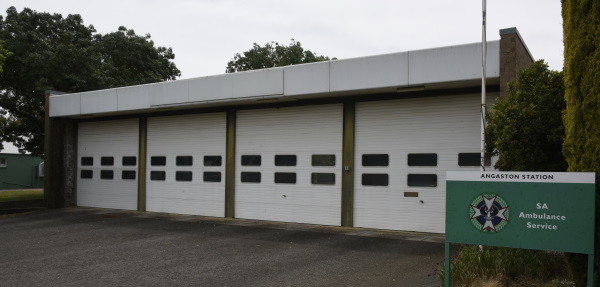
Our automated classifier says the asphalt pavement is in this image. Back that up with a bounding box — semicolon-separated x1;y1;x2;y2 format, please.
0;207;447;287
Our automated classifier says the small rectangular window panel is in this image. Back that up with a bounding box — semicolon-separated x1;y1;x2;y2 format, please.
176;156;193;166
407;174;437;187
362;154;389;167
122;156;137;166
176;171;193;182
362;174;389;186
122;170;136;180
241;172;261;183
150;171;166;181
81;157;93;166
100;170;114;180
151;156;166;166
275;155;297;166
407;153;437;166
241;155;261;166
101;157;114;166
203;172;222;182
80;170;93;179
275;172;296;184
311;173;335;185
311;155;336;166
458;153;492;167
204;156;222;166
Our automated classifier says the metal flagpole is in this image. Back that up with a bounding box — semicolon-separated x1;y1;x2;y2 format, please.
448;4;488;286
477;0;488;256
481;0;487;172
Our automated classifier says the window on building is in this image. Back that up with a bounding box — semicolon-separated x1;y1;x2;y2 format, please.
275;155;297;166
311;173;335;185
122;156;137;166
407;174;437;187
176;156;193;166
312;155;336;166
458;153;491;167
407;153;437;166
151;156;166;166
204;156;222;166
203;172;221;182
274;172;296;184
241;172;261;183
361;173;389;186
101;157;114;166
81;157;93;166
241;155;261;166
0;158;6;167
122;170;136;180
362;154;389;167
150;171;166;181
175;171;193;182
100;170;114;180
80;170;93;179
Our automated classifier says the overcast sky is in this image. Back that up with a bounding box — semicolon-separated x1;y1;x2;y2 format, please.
2;0;563;153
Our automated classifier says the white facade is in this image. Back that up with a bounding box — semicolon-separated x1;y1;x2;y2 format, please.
146;113;227;216
77;119;139;210
235;104;343;225
354;93;495;233
49;33;531;234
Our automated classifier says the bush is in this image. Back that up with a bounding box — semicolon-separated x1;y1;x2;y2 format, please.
438;245;572;286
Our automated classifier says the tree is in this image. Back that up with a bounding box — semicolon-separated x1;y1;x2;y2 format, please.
485;60;566;172
94;26;179;88
226;39;333;73
0;41;11;72
0;7;181;155
562;1;600;285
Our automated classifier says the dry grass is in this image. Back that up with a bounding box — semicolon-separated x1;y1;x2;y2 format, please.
0;189;43;202
438;245;574;287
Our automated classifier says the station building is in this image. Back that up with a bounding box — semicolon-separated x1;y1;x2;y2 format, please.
45;28;533;234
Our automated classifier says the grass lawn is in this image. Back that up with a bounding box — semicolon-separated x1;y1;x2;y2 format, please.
0;189;44;202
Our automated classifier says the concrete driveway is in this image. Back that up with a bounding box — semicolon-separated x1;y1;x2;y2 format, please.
0;208;446;287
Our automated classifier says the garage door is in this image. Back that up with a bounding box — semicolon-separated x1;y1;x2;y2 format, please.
146;113;226;216
77;119;139;210
235;104;343;225
354;93;487;233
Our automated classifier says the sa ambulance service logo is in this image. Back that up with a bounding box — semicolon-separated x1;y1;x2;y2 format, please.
469;194;510;232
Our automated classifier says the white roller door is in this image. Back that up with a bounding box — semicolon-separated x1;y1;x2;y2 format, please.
354;93;490;233
146;113;226;216
77;119;139;210
235;104;343;225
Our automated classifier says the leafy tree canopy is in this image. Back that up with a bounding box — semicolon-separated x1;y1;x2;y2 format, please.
485;60;566;172
226;39;333;73
0;6;181;155
0;41;11;72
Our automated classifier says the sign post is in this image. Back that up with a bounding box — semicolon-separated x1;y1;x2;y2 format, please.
444;171;595;287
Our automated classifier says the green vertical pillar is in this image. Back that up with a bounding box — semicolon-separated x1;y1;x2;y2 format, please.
137;117;147;212
444;242;451;287
341;101;355;227
587;254;593;287
225;110;236;218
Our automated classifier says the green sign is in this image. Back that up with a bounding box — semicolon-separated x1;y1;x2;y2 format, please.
446;171;596;253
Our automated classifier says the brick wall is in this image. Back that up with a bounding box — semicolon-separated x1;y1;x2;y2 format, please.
499;28;535;100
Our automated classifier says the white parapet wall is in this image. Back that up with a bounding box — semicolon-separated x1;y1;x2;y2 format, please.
50;41;499;118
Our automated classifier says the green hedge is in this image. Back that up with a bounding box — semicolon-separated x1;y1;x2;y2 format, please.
562;0;600;286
